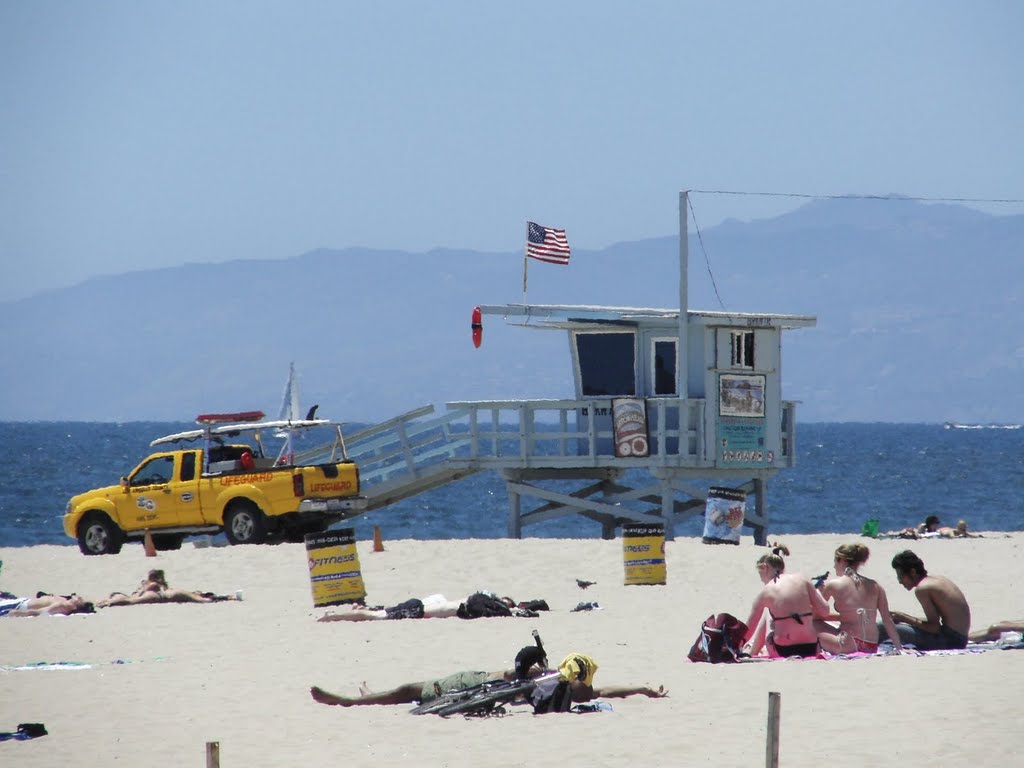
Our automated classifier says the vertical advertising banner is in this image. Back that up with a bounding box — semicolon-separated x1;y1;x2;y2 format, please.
622;522;666;585
305;529;367;607
702;487;746;545
613;398;650;457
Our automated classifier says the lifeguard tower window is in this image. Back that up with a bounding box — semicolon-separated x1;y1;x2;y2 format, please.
730;330;755;369
576;331;636;396
653;339;677;395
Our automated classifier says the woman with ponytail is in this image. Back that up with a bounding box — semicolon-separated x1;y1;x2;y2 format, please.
742;544;831;658
817;543;904;654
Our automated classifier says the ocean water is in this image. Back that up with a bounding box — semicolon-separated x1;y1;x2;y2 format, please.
2;421;1021;548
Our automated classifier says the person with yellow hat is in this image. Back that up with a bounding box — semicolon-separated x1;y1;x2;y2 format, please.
310;649;666;708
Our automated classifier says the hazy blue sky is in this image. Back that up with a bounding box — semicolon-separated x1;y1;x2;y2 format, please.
2;1;1021;302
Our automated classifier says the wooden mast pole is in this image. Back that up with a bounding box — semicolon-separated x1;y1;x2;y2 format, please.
522;221;529;301
678;190;689;400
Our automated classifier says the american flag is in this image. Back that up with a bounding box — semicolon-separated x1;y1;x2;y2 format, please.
526;222;571;265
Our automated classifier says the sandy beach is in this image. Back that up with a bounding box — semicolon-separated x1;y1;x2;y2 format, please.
2;531;1022;767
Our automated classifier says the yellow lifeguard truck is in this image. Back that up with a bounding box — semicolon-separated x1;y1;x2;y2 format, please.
63;411;365;555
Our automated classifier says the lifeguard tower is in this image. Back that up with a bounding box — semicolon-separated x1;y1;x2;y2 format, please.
313;192;816;544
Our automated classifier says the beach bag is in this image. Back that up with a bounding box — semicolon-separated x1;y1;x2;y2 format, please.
457;592;512;619
530;676;574;714
687;613;748;663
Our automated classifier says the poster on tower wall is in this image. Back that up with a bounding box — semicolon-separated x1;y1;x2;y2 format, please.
612;398;650;457
719;373;765;418
717;417;770;468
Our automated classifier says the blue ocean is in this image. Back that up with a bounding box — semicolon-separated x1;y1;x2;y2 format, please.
2;421;1021;548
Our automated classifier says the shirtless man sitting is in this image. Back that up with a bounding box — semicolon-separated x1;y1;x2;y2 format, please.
879;550;971;650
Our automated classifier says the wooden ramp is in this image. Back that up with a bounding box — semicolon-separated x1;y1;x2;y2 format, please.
296;405;483;511
295;398;798;543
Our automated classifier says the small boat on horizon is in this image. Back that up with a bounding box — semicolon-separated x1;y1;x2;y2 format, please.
944;421;1021;430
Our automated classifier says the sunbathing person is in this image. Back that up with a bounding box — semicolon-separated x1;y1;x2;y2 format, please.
815;543;903;654
98;589;223;607
938;520;978;538
742;546;831;658
310;651;666;708
319;594;462;621
0;593;95;617
968;619;1024;643
134;569;169;595
318;592;544;622
883;514;941;540
97;569;239;607
878;550;971;650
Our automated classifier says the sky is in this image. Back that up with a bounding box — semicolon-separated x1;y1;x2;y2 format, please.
1;1;1021;303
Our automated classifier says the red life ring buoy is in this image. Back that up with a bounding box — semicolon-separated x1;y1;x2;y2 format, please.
471;306;483;348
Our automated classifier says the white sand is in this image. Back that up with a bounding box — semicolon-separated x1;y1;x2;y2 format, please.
1;532;1022;767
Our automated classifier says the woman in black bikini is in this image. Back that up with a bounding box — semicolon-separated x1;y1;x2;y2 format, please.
742;547;831;658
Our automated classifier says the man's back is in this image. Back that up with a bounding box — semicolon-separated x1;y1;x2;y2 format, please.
916;574;971;636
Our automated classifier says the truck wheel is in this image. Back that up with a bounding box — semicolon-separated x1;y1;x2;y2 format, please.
152;534;184;551
77;513;125;556
224;501;267;545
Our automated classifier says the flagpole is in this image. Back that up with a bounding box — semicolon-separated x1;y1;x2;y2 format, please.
522;221;529;301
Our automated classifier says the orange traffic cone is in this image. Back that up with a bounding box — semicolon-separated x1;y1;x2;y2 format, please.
372;525;385;553
144;529;157;557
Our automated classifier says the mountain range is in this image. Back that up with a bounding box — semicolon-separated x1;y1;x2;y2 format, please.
2;197;1021;424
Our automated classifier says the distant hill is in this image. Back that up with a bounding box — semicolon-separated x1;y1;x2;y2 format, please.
2;198;1021;424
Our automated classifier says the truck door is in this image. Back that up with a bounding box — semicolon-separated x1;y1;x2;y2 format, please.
119;453;181;529
171;450;206;525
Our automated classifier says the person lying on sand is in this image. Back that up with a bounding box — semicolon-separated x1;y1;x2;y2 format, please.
96;569;240;607
318;592;546;622
310;650;666;708
882;514;941;540
0;593;95;617
878;550;971;650
969;619;1024;643
879;518;978;540
937;520;978;538
319;595;461;621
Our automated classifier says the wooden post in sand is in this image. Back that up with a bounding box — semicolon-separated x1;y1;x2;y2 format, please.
206;741;220;768
766;691;780;767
